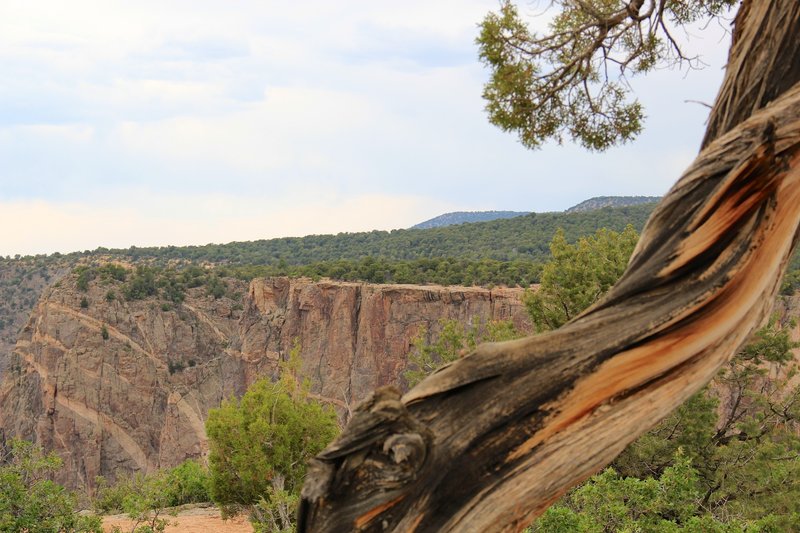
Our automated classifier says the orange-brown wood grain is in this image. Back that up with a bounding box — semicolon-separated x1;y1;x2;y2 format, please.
300;2;800;531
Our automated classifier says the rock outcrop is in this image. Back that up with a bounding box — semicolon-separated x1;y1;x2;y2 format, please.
564;195;661;213
0;275;530;490
0;259;70;376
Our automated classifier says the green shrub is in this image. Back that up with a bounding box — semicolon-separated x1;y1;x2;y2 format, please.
781;269;800;295
93;475;131;514
404;318;523;387
123;266;158;300
0;439;102;532
523;226;638;332
206;275;226;299
75;266;95;292
96;471;174;532
97;263;127;282
206;342;339;530
167;459;211;506
159;273;186;304
94;460;211;516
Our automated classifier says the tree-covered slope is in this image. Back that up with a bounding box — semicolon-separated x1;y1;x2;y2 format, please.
114;203;657;265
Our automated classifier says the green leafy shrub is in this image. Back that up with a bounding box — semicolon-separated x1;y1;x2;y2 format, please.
0;439;102;532
95;471;175;532
781;269;800;295
94;459;211;525
166;459;211;506
206;342;339;530
75;266;95;292
123;266;159;300
93;475;130;514
523;225;638;331
96;263;127;282
530;453;786;532
205;275;226;299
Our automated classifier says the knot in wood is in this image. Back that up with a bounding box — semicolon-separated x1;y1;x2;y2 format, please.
298;386;436;531
383;432;426;466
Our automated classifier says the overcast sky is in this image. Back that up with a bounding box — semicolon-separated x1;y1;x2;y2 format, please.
0;1;734;257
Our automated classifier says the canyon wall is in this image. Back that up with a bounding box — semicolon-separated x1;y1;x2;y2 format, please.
0;260;69;376
0;275;530;490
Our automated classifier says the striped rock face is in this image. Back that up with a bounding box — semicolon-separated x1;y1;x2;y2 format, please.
0;275;530;491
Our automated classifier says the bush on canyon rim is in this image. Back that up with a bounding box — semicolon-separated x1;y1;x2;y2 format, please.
206;342;339;529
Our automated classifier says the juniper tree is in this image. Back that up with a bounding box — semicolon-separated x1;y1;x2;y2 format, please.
300;3;800;531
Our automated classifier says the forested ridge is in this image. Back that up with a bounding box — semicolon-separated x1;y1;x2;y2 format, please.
3;203;656;266
108;204;657;264
411;210;529;229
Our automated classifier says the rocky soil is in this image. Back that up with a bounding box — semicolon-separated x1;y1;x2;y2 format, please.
101;505;252;532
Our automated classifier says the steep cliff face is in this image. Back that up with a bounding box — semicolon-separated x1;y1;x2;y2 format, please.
0;272;251;490
0;275;530;490
0;259;70;376
241;278;531;409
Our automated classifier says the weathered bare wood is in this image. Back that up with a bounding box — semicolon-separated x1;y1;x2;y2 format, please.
703;1;800;147
299;2;800;531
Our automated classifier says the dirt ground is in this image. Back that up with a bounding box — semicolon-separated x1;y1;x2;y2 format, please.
102;505;253;533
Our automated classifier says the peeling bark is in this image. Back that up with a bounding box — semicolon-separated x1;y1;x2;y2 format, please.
299;1;800;531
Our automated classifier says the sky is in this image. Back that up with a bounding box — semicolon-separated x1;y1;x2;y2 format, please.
0;1;735;257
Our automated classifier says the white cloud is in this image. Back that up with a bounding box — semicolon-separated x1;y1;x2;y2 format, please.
14;124;95;144
0;0;735;255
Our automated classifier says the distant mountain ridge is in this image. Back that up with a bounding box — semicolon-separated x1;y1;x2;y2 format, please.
411;211;530;229
565;196;661;213
411;197;661;229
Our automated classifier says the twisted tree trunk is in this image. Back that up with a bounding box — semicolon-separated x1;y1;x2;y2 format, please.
299;2;800;531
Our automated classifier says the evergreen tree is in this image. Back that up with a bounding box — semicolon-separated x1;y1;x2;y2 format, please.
206;342;339;531
524;225;639;331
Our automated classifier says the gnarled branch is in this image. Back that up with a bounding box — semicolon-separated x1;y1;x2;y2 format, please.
300;2;800;531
